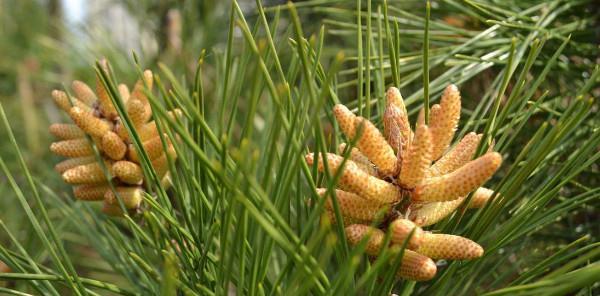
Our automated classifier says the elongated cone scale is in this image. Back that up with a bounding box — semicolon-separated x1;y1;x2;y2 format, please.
354;117;398;176
71;80;97;106
112;161;143;184
50;138;94;157
104;186;143;209
52;90;92;113
345;224;384;256
333;104;357;140
429;84;461;160
414;152;502;202
400;119;432;188
317;188;388;221
396;250;437;281
384;87;412;153
73;184;110;201
63;162;110;184
338;143;378;176
126;98;151;127
118;84;130;102
306;153;401;204
389;218;424;249
429;132;482;177
69;106;112;138
49;123;85;140
101;131;127;160
468;187;494;208
95;60;118;119
417;233;483;260
54;156;96;173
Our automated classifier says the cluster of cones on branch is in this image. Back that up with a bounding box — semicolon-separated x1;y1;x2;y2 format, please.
306;84;503;281
49;61;179;216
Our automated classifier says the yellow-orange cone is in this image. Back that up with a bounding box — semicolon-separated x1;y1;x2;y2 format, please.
54;156;96;173
71;80;97;106
128;135;172;162
338;143;377;176
399;120;432;188
73;184;109;201
112;161;143;184
69;106;112;138
316;188;388;221
429;132;482;177
95;60;118;119
409;199;464;227
50;138;94;157
468;187;495;208
333;104;358;140
414;152;502;202
305;153;401;204
104;186;143;209
396;250;437;281
126;98;151;127
52;90;92;113
101;131;127;160
63;162;111;184
49;123;85;140
429;84;461;160
383;87;412;153
118;84;130;102
354;116;398;176
416;233;483;260
345;224;384;256
389;218;424;249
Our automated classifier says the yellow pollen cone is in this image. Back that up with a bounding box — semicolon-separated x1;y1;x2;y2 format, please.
128;135;172;162
399;121;432;188
396;250;438;281
409;199;464;227
52;90;93;113
49;123;85;140
131;70;154;103
333;104;357;140
63;162;111;184
354;116;398;176
384;87;412;153
95;61;118;119
414;152;502;202
468;187;495;208
71;80;97;106
345;224;384;256
416;233;483;260
389;218;424;249
50;138;94;157
429;84;461;160
338;143;377;176
429;132;482;177
54;156;96;173
151;153;170;177
101;131;127;160
126;98;151;126
112;161;143;184
316;188;388;221
104;186;143;209
73;184;110;201
118;84;130;102
305;153;401;204
69;106;112;138
322;210;368;227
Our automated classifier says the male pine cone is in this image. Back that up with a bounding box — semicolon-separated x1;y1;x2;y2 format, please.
49;61;178;216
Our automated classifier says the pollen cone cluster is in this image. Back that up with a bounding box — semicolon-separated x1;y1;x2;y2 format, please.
49;61;178;216
307;84;502;281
